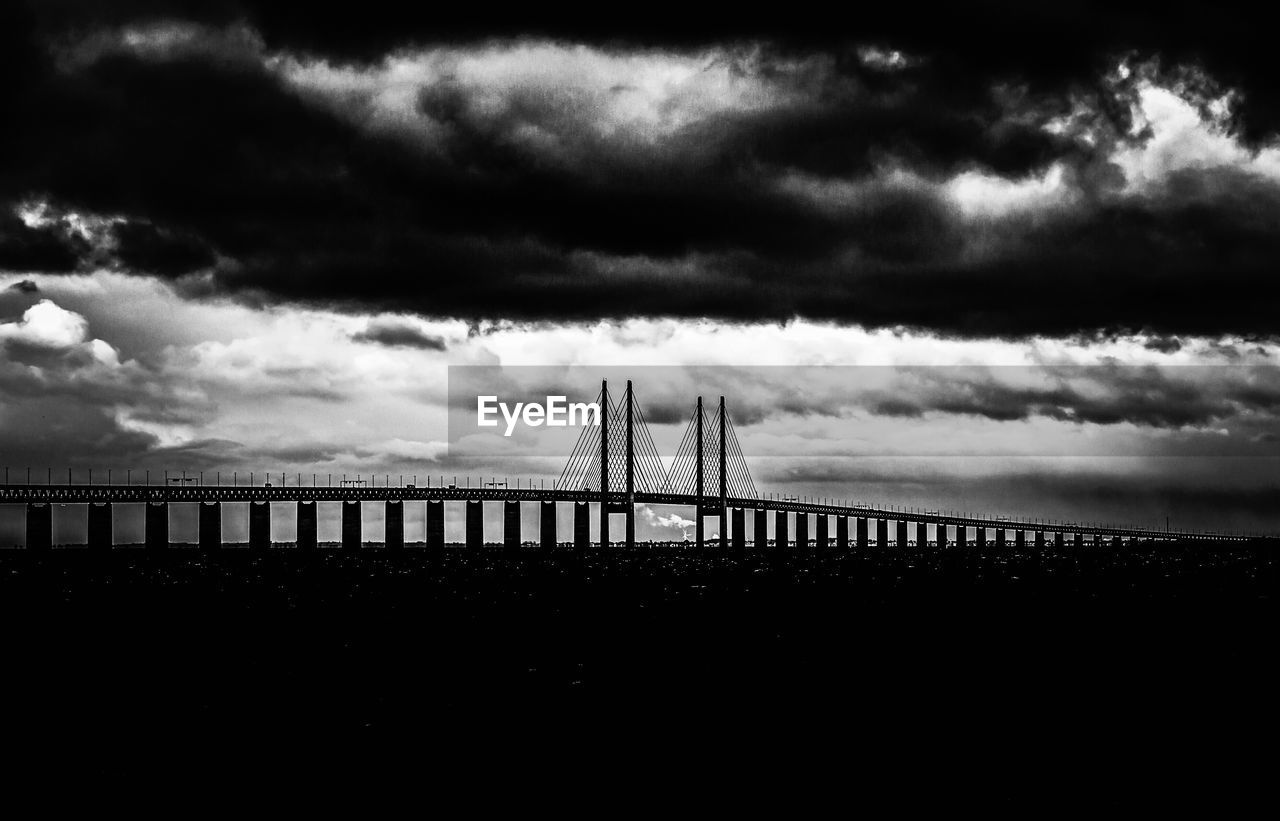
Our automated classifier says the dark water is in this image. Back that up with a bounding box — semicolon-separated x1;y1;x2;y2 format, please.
2;542;1276;798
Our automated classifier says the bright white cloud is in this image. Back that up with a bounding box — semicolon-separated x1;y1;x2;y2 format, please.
0;300;92;349
274;42;808;151
1113;82;1280;192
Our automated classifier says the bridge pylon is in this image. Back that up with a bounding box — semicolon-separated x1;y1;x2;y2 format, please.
558;378;670;548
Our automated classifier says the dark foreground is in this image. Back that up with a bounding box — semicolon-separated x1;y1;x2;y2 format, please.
2;541;1277;800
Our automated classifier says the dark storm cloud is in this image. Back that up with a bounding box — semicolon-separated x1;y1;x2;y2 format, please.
7;280;40;294
867;366;1280;429
112;221;216;276
0;212;84;273
7;2;1280;336
351;321;447;351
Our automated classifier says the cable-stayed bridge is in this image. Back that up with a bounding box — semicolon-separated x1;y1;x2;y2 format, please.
0;380;1264;550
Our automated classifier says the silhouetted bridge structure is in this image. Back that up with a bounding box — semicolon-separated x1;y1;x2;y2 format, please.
1;381;1261;551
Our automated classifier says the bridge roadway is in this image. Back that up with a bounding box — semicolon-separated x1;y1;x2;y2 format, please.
0;483;1254;543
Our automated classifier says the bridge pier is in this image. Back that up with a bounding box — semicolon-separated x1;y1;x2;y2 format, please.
695;508;704;551
795;513;809;551
775;510;788;550
199;501;222;551
572;502;588;549
876;518;888;547
996;529;1006;548
837;516;849;550
249;501;271;551
1035;530;1045;549
503;501;520;556
626;505;636;550
936;523;947;547
1054;531;1065;549
385;501;404;550
1112;535;1122;549
1074;532;1083;548
755;509;768;551
26;503;52;551
342;501;361;551
88;502;112;550
540;501;556;551
896;519;908;548
1015;529;1026;549
815;514;828;551
427;500;444;558
732;508;745;554
145;502;168;550
297;501;316;550
465;501;483;550
856;517;868;549
956;525;967;549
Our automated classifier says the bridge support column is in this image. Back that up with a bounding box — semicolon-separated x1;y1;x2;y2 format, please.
1035;530;1045;549
297;501;316;550
385;501;404;550
626;505;636;550
732;508;745;554
199;502;221;551
837;516;849;550
1074;532;1083;548
795;513;809;551
876;518;888;547
755;509;768;551
856;517;868;549
342;501;361;551
427;500;444;558
956;525;967;549
145;502;168;551
1111;535;1122;549
896;519;908;548
249;501;271;551
936;523;947;547
1015;529;1026;548
88;503;112;550
573;502;589;550
815;514;829;551
915;521;927;547
996;529;1006;548
775;510;788;550
695;508;704;551
1054;531;1065;549
465;501;483;550
719;505;728;552
540;501;556;552
26;503;52;551
503;501;520;556
573;502;586;548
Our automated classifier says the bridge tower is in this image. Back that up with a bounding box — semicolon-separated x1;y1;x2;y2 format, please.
695;395;703;549
719;395;727;551
626;380;635;549
600;379;609;548
560;379;753;549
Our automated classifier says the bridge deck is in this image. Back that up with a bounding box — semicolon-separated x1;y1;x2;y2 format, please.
0;484;1255;541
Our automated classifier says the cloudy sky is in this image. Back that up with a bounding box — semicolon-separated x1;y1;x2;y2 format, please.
3;2;1280;542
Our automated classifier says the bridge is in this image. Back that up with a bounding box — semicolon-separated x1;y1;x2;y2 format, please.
0;380;1262;550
